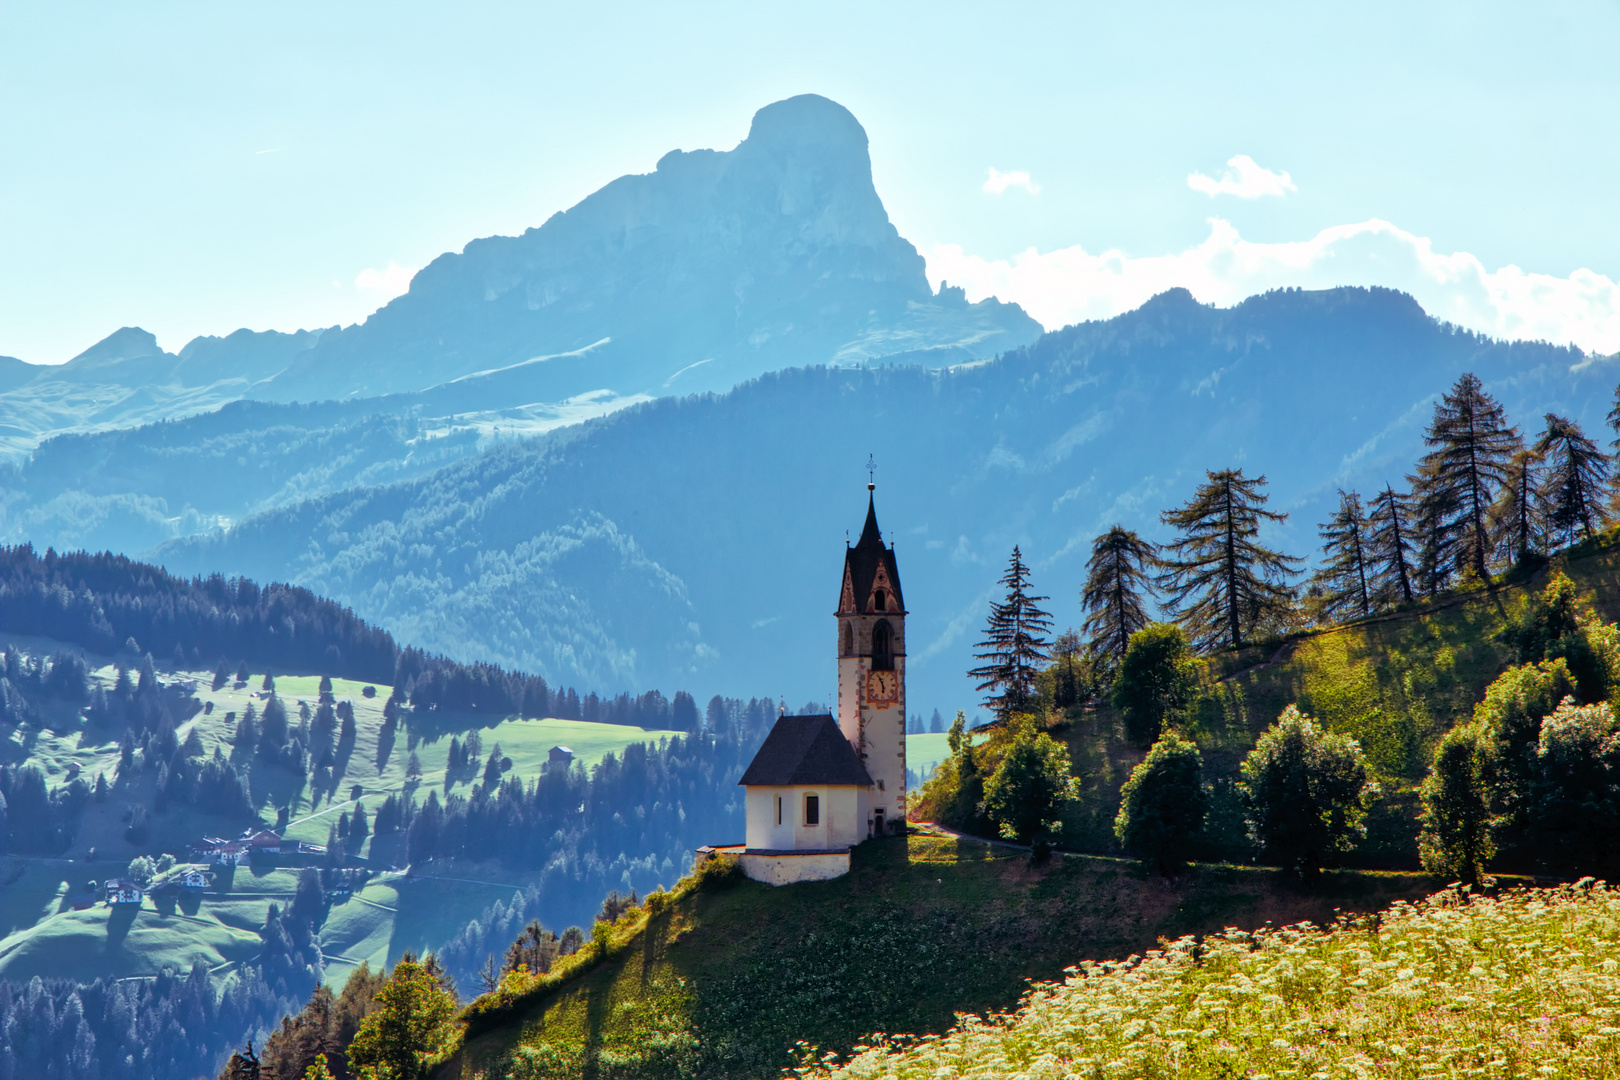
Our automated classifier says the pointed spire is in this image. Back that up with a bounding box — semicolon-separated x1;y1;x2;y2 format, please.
857;490;883;549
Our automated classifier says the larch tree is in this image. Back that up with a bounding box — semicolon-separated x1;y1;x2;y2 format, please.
1534;413;1612;545
1157;469;1303;651
1079;526;1159;667
968;546;1054;719
1364;485;1416;608
1489;448;1545;566
1311;489;1373;624
1409;372;1521;583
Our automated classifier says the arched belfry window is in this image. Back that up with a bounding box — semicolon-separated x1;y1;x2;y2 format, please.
873;589;887;612
841;621;854;657
872;620;894;671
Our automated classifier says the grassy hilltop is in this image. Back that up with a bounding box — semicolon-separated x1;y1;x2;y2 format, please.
434;834;1439;1080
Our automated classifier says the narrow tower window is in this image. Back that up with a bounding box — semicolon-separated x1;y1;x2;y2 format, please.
872;620;894;671
841;621;853;656
873;589;887;611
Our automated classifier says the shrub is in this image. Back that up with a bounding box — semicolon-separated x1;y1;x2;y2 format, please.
1473;659;1576;839
1114;733;1207;874
1417;721;1494;885
1239;705;1377;878
981;717;1080;860
1533;697;1620;875
692;853;743;891
1110;623;1197;747
911;712;987;834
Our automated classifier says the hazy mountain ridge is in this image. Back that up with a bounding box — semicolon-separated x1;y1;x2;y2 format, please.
155;286;1617;715
0;94;1039;468
0;326;327;461
262;93;1039;403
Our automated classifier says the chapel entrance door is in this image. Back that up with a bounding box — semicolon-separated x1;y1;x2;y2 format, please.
872;809;885;837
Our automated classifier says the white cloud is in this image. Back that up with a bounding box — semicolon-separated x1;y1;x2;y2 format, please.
355;261;415;299
983;167;1040;196
926;218;1620;355
1187;154;1297;198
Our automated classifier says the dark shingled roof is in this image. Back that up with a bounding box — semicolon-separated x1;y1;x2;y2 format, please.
841;493;904;615
738;713;873;787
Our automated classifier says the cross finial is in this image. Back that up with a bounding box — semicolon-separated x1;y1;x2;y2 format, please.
866;453;876;491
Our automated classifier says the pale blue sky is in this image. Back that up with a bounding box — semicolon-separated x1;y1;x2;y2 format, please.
4;2;1618;363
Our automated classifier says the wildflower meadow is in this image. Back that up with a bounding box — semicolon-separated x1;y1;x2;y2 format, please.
803;882;1620;1079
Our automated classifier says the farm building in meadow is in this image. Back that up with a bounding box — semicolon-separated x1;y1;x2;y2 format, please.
728;484;908;886
243;830;282;854
192;837;249;865
105;878;143;905
547;746;574;771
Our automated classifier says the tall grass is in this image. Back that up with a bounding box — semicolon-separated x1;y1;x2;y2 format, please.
803;883;1620;1079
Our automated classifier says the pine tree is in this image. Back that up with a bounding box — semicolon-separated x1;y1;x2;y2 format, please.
1489;448;1545;566
1310;490;1373;624
1079;526;1158;667
968;547;1054;719
1409;372;1521;582
1157;469;1302;650
1534;413;1612;545
1365;485;1415;608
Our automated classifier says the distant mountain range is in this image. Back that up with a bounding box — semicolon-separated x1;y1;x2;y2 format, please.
3;95;1616;719
149;286;1614;717
0;94;1037;461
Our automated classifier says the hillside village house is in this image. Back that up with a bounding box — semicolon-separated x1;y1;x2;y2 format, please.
105;878;143;905
192;837;250;865
726;484;909;885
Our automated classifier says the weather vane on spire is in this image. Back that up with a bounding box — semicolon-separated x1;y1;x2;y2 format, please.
866;453;877;491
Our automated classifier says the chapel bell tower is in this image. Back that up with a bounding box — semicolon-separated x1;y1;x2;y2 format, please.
836;480;907;835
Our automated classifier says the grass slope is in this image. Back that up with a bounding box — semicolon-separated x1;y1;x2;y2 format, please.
435;833;1444;1080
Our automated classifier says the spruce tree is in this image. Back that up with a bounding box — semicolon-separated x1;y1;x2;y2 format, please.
1490;448;1545;567
1310;489;1373;624
1079;526;1158;667
1365;485;1415;608
1533;413;1611;545
968;547;1053;719
1157;469;1302;650
1409;372;1521;582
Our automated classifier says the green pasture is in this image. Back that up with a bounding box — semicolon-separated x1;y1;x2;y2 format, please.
0;642;686;988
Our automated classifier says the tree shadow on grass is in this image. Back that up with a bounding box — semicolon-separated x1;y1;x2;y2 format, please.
105;903;138;949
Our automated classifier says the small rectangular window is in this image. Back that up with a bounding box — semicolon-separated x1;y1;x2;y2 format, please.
804;794;820;826
776;795;782;825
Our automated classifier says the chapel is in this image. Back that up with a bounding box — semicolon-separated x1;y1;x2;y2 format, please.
732;481;908;885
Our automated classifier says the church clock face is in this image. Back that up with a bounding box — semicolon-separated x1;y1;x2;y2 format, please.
866;669;899;707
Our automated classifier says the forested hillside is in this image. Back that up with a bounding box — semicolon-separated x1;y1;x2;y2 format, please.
0;549;828;1078
156;286;1616;713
